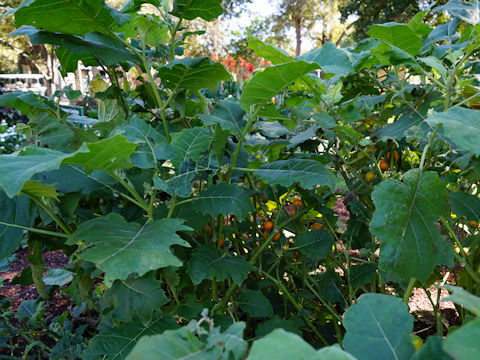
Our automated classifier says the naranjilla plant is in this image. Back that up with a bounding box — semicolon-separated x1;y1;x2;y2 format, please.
0;0;480;358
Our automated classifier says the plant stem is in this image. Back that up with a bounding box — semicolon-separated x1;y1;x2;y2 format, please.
258;268;329;346
110;173;149;213
29;197;72;235
0;221;69;238
403;277;416;304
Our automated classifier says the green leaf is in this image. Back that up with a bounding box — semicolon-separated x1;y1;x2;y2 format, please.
298;42;354;76
317;345;357;359
411;336;453;360
206;322;247;360
187;246;253;286
156;57;230;91
238;289;273;318
418;56;448;79
295;230;334;259
193;184;254;221
82;316;178;360
13;0;116;36
171;0;223;21
349;264;377;288
0;147;72;198
370;169;453;284
248;36;293;65
247;329;321;359
199;100;246;137
21;181;58;199
240;61;318;110
0;192;34;260
343;294;414;360
444;285;480;316
255;159;335;190
435;0;480;25
102;272;168;324
133;14;168;47
42;268;73;286
426;107;480;155
444;317;480;359
10;27;136;73
126;327;208;359
171;127;212;166
368;23;423;56
113;118;177;169
449;192;480;221
67;213;191;285
64;135;137;174
155;154;218;198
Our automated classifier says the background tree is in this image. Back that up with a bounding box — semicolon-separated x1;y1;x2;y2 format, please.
339;0;448;40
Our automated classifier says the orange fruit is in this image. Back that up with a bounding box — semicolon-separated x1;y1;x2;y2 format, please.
219;237;224;247
292;199;303;207
468;220;479;228
264;221;274;230
312;223;322;230
379;159;389;171
289;209;296;216
387;151;399;161
273;232;281;241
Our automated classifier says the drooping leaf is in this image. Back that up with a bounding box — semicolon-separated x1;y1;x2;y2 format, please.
343;294;414;360
102;272;168;324
449;192;480;221
67;213;191;285
368;23;423;56
199;100;246;136
10;27;136;72
295;230;334;259
12;0;116;36
0;192;34;260
240;61;318;110
187;246;252;286
299;42;354;76
238;289;273;318
248;36;293;65
370;169;453;284
435;0;480;25
443;285;480;316
156;58;230;91
193;184;254;221
444;317;480;359
255;159;335;190
82;316;178;360
113;118;177;169
426;107;480;155
171;0;223;21
171;127;212;166
21;181;58;199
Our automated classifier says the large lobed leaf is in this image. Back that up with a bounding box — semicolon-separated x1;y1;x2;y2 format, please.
255;159;336;191
343;294;414;360
370;169;453;284
240;61;318;110
0;135;136;198
193;184;254;221
67;213;191;285
426;107;480;155
188;245;252;286
12;0;116;36
156;57;230;91
298;42;354;76
368;23;423;56
171;0;223;21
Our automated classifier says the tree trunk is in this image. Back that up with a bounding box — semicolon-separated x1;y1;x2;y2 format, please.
294;17;302;57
